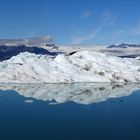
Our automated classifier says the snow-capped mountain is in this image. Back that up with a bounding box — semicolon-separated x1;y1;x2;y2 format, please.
0;83;140;105
108;43;140;48
0;51;140;83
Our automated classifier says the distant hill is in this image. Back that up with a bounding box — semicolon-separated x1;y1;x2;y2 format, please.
108;44;140;48
0;45;57;61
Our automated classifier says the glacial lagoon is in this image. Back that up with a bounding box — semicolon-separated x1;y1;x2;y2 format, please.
0;83;140;140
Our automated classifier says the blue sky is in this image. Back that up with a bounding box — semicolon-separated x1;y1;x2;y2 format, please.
0;0;140;45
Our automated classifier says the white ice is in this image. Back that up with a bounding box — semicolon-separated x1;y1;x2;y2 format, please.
0;51;140;83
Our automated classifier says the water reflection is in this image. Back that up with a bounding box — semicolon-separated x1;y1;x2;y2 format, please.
0;83;140;105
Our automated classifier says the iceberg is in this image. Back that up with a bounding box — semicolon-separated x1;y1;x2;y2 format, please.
0;51;140;83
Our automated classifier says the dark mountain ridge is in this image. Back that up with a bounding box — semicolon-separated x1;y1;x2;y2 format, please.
0;45;57;61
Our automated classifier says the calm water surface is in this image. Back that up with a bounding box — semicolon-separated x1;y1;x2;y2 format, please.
0;83;140;140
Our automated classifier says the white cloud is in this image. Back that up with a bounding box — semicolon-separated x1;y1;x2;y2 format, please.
24;34;53;43
72;27;102;44
72;10;116;44
101;10;116;26
81;10;92;19
111;30;125;38
131;22;140;36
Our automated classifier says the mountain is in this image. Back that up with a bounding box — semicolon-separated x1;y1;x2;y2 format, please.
0;51;140;83
108;43;140;48
0;45;57;61
0;35;52;46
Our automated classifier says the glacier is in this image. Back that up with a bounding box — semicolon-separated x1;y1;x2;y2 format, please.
0;51;140;83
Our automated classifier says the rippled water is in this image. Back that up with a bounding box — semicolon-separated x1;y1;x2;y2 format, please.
0;83;140;140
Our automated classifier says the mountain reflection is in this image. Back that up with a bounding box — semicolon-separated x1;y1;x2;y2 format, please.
0;83;140;105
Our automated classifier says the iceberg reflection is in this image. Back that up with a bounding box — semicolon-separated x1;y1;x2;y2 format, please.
0;83;140;105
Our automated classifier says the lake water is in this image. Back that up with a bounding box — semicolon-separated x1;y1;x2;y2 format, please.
0;83;140;140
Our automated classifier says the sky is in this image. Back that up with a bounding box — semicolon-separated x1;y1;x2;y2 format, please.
0;0;140;45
